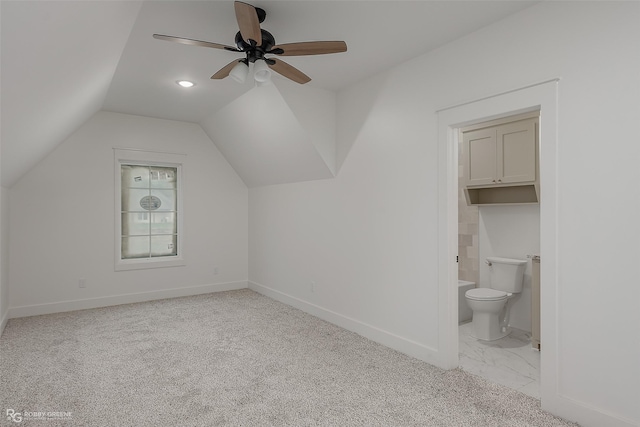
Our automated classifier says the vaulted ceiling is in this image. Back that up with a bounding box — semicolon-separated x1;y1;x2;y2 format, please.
1;1;537;188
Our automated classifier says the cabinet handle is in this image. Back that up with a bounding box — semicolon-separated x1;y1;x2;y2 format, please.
492;179;496;183
498;179;502;182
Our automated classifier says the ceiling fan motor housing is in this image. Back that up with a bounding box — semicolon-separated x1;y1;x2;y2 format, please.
235;29;276;62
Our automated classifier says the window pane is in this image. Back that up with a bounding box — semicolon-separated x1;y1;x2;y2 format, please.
122;236;150;259
119;159;180;264
121;165;150;189
150;167;177;189
121;213;150;236
150;189;176;212
151;235;177;257
151;212;176;235
122;188;150;212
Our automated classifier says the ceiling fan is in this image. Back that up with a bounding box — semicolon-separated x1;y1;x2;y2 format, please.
153;1;347;84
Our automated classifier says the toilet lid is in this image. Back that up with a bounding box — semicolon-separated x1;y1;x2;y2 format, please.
465;288;507;301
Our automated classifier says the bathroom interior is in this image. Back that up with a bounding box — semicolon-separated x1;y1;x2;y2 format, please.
457;112;541;399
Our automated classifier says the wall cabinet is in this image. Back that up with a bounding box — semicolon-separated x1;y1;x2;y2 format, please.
461;113;539;205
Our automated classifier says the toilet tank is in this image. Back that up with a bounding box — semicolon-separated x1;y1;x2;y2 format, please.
488;257;527;293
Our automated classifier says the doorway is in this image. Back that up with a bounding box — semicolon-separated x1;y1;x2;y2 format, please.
455;113;541;396
436;79;559;407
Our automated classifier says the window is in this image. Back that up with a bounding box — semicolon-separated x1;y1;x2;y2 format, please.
121;164;178;259
114;149;185;270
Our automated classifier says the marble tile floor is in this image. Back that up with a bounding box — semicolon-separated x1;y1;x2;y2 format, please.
458;321;540;399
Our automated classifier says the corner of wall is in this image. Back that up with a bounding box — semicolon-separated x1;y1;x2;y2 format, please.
273;79;338;176
0;311;7;338
335;71;390;174
199;84;334;187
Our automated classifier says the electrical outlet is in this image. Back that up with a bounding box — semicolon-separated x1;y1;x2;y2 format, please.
310;281;315;292
78;278;86;288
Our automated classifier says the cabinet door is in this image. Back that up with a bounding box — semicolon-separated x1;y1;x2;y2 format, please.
496;119;537;184
463;127;496;186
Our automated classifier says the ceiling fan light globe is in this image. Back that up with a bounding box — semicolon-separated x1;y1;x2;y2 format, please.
229;61;249;83
253;59;271;83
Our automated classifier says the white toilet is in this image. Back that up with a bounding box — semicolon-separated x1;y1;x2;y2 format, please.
465;257;527;341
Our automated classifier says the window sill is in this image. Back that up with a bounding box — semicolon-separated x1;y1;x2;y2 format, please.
115;257;186;271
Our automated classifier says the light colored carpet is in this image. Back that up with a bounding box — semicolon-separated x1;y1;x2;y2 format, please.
0;289;577;426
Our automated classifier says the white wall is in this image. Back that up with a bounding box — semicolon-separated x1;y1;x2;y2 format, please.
199;83;335;188
0;186;8;333
478;205;539;332
8;112;248;315
249;2;639;426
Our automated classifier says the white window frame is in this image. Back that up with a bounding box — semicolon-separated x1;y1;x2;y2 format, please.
114;148;186;271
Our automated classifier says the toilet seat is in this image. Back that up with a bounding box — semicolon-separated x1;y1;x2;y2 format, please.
465;288;508;301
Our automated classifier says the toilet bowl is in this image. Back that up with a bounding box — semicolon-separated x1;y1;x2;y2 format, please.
465;288;512;340
464;257;526;341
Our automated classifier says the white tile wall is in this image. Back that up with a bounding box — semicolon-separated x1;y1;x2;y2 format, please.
458;141;479;283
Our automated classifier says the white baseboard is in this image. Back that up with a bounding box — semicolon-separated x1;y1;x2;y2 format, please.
7;281;248;319
248;280;441;367
545;393;638;427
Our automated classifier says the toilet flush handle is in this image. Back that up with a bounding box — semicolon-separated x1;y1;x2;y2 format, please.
485;260;492;267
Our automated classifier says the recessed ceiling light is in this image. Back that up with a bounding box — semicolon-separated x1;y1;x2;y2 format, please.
177;80;195;88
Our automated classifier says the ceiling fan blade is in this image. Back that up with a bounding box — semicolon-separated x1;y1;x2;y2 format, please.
153;34;238;51
211;60;242;79
267;58;311;84
271;41;347;56
234;1;262;46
